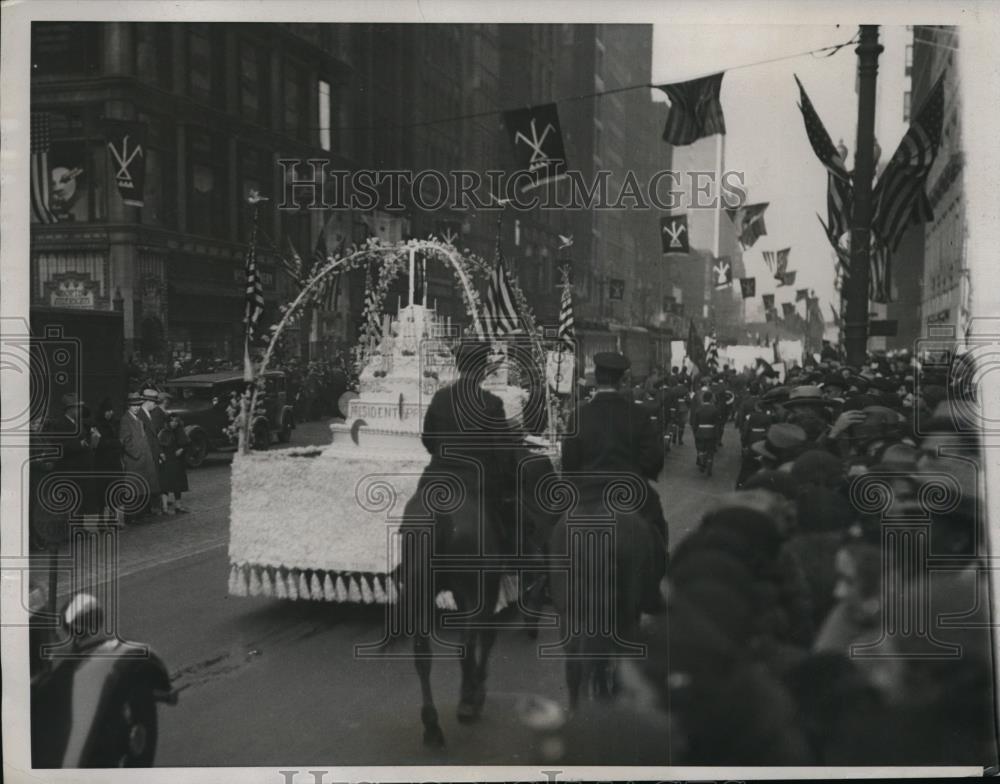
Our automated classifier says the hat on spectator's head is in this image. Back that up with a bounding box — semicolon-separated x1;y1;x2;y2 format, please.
141;388;160;402
783;385;827;408
593;352;630;374
741;469;801;501
760;385;791;406
751;422;808;463
127;392;144;406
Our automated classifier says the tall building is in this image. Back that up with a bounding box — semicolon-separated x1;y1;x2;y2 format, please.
29;22;355;361
912;26;965;345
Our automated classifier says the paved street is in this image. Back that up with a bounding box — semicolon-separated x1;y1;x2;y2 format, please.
44;419;743;766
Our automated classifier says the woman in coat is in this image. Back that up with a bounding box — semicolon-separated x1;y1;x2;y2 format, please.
157;413;190;514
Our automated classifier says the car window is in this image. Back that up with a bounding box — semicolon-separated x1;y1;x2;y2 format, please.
169;386;214;402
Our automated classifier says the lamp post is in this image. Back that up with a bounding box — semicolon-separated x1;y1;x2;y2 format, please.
844;25;883;367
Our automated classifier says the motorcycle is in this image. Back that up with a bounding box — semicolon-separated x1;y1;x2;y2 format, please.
30;592;177;768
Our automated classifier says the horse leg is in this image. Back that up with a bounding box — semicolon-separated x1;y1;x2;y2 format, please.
456;625;480;723
414;631;444;747
473;626;497;712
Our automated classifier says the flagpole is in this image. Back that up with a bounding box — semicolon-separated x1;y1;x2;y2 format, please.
240;197;262;456
845;25;882;366
713;133;725;259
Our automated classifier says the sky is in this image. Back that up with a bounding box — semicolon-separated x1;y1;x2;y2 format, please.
650;24;910;318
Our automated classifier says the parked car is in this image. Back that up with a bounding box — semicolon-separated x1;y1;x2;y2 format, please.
162;370;295;468
30;593;177;767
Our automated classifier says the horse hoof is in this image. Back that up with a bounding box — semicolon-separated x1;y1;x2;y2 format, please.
474;683;487;709
423;726;445;748
456;699;481;723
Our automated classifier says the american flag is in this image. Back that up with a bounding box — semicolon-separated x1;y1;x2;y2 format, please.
870;244;892;304
557;274;575;351
282;237;304;287
656;72;726;146
729;202;768;249
311;229;339;311
483;211;522;337
244;214;265;346
31;113;57;224
795;76;852;249
761;250;777;275
772;247;791;280
872;75;944;252
362;262;382;341
706;335;719;371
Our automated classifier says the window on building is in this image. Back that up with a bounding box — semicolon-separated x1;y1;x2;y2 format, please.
905;44;913;76
903;91;911;123
318;79;332;151
134;23;173;90
187;128;228;239
31;22;101;76
187;24;225;107
283;60;306;139
239;40;270;126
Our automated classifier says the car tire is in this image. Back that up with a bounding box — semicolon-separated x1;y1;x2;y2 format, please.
277;414;293;443
185;432;208;469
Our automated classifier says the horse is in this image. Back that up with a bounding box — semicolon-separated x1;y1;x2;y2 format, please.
546;475;662;711
394;445;559;748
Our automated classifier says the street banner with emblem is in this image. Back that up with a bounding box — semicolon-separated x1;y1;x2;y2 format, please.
712;257;732;289
739;277;756;299
608;278;625;301
435;220;462;246
778;270;797;287
104;119;148;207
762;293;775;311
772;247;791;280
502;102;568;189
727;202;769;249
660;214;689;254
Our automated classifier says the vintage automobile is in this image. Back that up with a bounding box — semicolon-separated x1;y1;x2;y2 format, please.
162;370;295;468
30;593;178;767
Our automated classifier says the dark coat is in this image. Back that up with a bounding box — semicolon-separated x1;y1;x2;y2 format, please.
158;421;190;494
119;410;161;495
561;390;663;482
42;413;97;515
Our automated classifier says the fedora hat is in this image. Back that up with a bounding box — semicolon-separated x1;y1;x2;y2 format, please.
127;391;144;405
783;385;827;408
751;422;808;462
141;388;161;402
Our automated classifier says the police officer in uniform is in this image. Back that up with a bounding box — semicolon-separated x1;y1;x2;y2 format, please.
561;352;668;612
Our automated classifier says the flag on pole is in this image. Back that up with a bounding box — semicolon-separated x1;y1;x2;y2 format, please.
655;72;726;146
283;237;304;285
310;229;339;310
795;75;850;182
557;274;576;351
870;244;892;304
781;302;795;320
706;334;720;371
795;288;808;301
773;247;791;280
762;293;775;311
362;261;382;341
739;277;756;299
830;301;841;326
502;102;568;189
761;250;777;275
244;211;265;347
712;257;732;289
484;210;523;337
30;113;58;224
660;214;689;254
686;319;705;370
778;270;797;287
727;202;769;249
872;75;945;252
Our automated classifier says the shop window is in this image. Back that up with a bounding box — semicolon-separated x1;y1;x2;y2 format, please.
318;79;332;151
283;60;306;139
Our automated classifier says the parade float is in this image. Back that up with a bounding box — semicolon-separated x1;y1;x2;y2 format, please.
227;232;565;603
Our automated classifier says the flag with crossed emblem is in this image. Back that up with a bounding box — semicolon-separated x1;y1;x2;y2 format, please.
660;214;689;254
503;103;568;189
739;277;756;299
772;247;791;280
435;220;462;247
608;278;625;301
712;258;732;289
656;73;726;146
104;119;147;207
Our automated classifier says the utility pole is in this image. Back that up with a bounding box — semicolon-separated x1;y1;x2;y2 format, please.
845;25;883;366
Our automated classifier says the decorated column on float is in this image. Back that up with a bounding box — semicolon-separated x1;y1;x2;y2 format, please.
227;234;558;603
